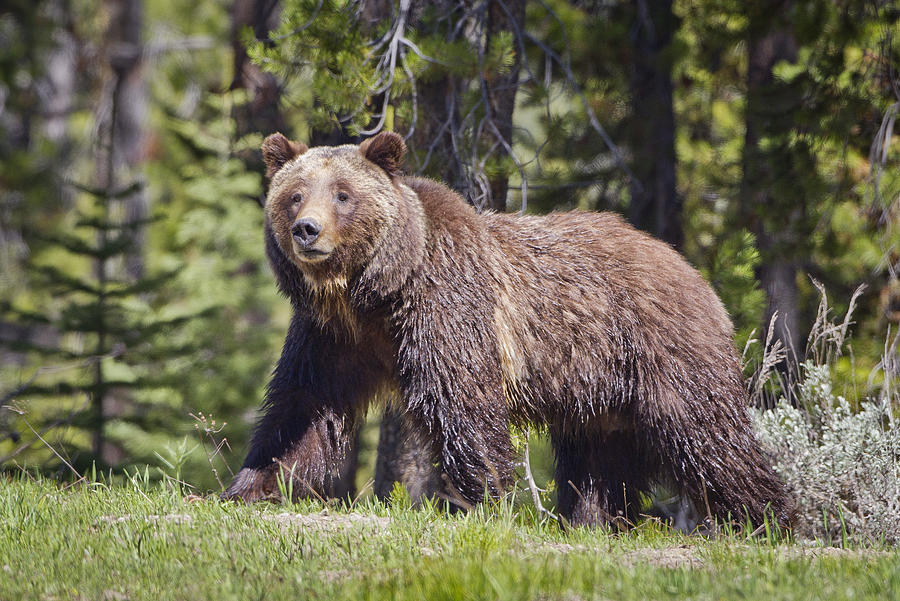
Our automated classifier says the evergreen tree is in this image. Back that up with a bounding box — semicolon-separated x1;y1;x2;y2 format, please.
739;0;899;392
2;65;194;472
248;0;526;209
740;0;813;369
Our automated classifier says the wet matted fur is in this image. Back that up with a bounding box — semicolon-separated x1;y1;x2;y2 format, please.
223;131;793;527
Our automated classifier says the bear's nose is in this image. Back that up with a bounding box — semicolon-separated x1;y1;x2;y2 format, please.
292;218;322;246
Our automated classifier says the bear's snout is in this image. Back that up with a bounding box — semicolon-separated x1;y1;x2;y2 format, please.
292;218;322;247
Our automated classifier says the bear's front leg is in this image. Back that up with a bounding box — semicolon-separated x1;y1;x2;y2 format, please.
224;311;359;502
397;301;516;508
225;407;355;502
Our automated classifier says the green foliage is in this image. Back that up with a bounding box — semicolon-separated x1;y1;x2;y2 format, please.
1;0;284;488
143;91;286;489
247;0;388;135
251;0;529;203
1;158;197;474
701;230;766;349
520;1;633;214
519;0;899;358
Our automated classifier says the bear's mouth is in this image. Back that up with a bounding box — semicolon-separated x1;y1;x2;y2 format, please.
295;248;331;262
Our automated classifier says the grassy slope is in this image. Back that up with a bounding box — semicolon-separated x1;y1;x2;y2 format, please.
0;477;897;601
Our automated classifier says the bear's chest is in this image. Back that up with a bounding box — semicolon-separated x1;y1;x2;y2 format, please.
307;279;397;370
307;277;359;337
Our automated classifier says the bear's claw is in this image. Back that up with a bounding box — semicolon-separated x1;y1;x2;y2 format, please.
222;467;275;503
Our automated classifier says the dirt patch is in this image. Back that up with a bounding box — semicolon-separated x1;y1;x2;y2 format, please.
261;511;390;532
620;544;890;568
530;541;889;569
96;514;193;526
528;541;702;568
780;546;891;561
317;569;355;582
622;545;704;569
539;542;590;554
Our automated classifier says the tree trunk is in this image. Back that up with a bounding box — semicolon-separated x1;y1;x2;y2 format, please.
407;1;464;190
231;0;287;197
230;0;285;135
88;0;148;465
364;0;446;502
409;76;463;187
741;1;805;380
484;0;525;212
627;0;682;249
40;0;77;148
106;0;148;281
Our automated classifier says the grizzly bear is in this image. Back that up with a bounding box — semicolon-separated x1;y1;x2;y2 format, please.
224;131;792;527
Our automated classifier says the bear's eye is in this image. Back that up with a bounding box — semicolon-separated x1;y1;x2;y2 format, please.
290;192;303;205
336;192;349;203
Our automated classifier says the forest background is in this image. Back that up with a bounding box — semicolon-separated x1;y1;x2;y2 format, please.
1;0;898;516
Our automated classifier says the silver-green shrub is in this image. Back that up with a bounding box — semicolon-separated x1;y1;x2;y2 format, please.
753;361;900;543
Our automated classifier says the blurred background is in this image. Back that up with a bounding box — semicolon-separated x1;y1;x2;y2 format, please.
0;0;898;499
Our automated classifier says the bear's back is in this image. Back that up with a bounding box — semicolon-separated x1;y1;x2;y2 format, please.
401;175;733;344
401;175;742;420
490;210;731;333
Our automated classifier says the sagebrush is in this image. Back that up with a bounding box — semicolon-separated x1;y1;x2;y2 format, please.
751;286;900;543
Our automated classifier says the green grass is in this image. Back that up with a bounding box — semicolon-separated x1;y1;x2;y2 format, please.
0;475;898;601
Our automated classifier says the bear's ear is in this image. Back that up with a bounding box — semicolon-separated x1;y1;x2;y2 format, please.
261;133;308;179
359;131;406;177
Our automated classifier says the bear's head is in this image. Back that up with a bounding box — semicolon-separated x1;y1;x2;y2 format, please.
261;131;426;301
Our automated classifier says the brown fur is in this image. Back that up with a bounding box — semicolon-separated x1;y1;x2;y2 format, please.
224;131;793;527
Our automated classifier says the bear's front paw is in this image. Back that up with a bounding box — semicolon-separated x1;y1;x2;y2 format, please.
221;467;276;503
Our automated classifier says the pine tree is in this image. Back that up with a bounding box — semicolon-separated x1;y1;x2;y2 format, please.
2;62;195;474
248;0;526;210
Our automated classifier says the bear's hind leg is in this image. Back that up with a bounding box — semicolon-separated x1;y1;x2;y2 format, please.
551;428;653;528
638;393;794;527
